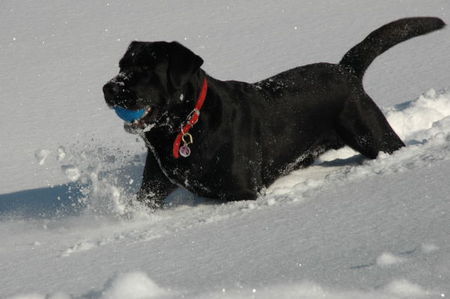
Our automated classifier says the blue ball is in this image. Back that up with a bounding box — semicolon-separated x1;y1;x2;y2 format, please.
114;106;146;123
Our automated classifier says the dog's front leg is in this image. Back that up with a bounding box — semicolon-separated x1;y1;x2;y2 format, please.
137;150;177;209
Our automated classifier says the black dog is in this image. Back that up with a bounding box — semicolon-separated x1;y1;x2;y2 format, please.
103;17;445;207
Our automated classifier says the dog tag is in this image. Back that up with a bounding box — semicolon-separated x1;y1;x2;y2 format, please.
179;144;191;158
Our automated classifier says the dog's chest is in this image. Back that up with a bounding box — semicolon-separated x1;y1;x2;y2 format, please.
155;150;214;196
173;165;213;196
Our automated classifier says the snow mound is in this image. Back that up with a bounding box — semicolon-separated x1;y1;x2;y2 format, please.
384;279;433;298
98;271;168;299
385;88;450;140
6;271;168;299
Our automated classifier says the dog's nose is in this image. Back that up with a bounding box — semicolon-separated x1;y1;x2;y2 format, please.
103;82;120;106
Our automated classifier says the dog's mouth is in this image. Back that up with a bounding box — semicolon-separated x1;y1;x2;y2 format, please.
123;106;161;134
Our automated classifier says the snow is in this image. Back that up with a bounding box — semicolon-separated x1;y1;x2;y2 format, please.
376;252;407;267
4;275;444;299
6;272;167;299
34;149;51;166
97;272;168;299
1;1;449;298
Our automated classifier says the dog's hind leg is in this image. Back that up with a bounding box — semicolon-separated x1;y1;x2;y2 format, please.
336;88;405;159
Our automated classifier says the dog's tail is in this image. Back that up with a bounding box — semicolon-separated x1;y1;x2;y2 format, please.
340;17;445;80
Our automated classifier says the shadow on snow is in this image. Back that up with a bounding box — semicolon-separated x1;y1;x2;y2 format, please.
0;183;85;219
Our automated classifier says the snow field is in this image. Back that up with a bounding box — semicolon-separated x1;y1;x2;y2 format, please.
3;88;449;299
1;0;449;297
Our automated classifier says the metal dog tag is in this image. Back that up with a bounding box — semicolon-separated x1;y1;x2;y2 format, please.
179;144;191;158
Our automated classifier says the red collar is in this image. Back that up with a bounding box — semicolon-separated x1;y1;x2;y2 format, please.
173;78;208;159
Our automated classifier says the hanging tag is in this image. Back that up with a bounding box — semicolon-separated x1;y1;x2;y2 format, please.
179;132;193;158
179;144;191;157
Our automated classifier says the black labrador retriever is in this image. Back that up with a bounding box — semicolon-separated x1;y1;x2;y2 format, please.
103;17;445;208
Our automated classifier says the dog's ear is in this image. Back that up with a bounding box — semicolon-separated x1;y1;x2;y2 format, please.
168;42;204;90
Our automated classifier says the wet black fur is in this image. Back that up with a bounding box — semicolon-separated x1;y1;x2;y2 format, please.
103;17;445;207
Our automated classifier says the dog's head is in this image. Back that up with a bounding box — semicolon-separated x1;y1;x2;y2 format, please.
103;41;203;132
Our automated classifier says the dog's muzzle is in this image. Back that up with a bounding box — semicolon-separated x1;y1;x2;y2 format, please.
103;81;136;108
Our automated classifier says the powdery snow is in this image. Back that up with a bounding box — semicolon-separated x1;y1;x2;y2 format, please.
376;252;407;267
7;272;167;299
1;1;449;298
98;272;168;299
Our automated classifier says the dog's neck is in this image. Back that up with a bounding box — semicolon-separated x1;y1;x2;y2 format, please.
163;70;208;132
142;70;215;158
